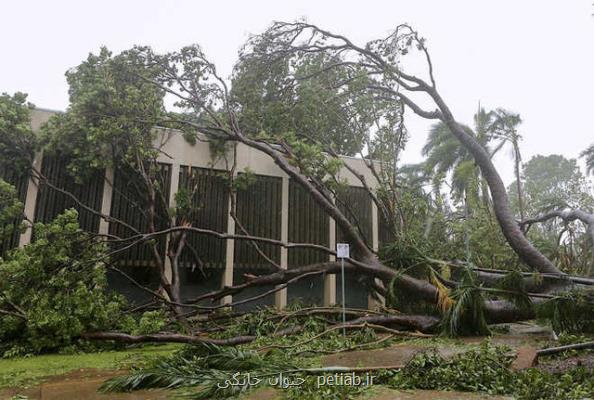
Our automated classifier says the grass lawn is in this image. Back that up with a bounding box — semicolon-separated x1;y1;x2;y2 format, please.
0;344;181;389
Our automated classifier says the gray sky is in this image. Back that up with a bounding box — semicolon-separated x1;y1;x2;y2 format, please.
2;0;593;184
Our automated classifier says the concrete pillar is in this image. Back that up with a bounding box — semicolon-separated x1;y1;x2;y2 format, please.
368;200;385;310
222;183;236;306
163;163;181;283
275;176;289;309
371;201;379;252
98;168;114;236
18;152;43;247
324;212;337;307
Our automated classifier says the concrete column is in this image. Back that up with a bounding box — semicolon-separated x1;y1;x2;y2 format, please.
163;163;181;283
275;176;289;309
371;201;379;252
222;193;236;305
18;152;43;247
324;213;337;307
368;200;385;309
98;168;114;236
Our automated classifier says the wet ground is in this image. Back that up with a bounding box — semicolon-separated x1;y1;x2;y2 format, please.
368;387;512;399
0;370;168;400
321;334;544;370
0;332;571;400
239;387;512;399
537;352;594;374
1;372;513;400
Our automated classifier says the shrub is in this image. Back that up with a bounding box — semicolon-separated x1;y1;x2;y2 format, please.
0;209;137;355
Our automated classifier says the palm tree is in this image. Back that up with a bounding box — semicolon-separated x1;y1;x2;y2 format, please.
423;107;503;263
489;109;524;220
581;143;594;175
422;107;498;206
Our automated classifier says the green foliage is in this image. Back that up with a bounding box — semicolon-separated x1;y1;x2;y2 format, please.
390;341;594;399
210;305;351;344
423;107;509;202
513;154;594;212
512;367;594;400
0;92;36;173
173;186;196;220
0;210;135;355
100;310;389;399
214;307;281;339
380;235;507;334
102;336;594;400
416;107;524;272
133;310;168;335
232;168;257;191
537;290;594;333
378;178;518;279
381;238;448;316
40;47;166;179
0;344;179;389
452;203;519;269
495;270;533;312
272;131;345;184
233;51;370;156
0;179;25;242
391;342;514;392
441;268;490;336
101;342;297;399
557;332;594;347
507;154;594;275
207;137;232;165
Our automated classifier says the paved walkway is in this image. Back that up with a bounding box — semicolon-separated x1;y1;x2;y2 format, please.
321;335;541;370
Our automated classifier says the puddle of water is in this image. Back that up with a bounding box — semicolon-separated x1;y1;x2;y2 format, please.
0;368;518;400
1;370;169;400
39;377;168;400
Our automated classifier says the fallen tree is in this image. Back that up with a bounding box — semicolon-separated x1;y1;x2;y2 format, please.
3;22;593;348
521;208;594;246
116;21;574;325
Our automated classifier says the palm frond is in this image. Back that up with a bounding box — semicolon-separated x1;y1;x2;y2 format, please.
430;269;454;312
441;267;489;336
100;342;298;399
100;357;215;392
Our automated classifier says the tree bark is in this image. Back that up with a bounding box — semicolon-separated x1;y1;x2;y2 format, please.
537;341;594;356
82;331;258;346
430;89;563;276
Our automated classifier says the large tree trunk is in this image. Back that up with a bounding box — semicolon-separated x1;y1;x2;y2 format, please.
124;28;574;328
430;90;563;277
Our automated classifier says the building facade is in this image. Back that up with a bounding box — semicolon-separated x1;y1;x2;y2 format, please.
1;108;390;310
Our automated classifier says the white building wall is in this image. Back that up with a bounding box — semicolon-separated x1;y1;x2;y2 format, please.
20;109;381;309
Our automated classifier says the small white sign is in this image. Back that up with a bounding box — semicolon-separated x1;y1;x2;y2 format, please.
336;243;350;258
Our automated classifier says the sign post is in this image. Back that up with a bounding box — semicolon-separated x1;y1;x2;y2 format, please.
336;243;350;335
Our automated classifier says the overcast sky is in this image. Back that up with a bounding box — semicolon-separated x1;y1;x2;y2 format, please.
2;1;593;184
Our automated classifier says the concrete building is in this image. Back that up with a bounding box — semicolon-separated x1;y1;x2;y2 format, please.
1;108;388;310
